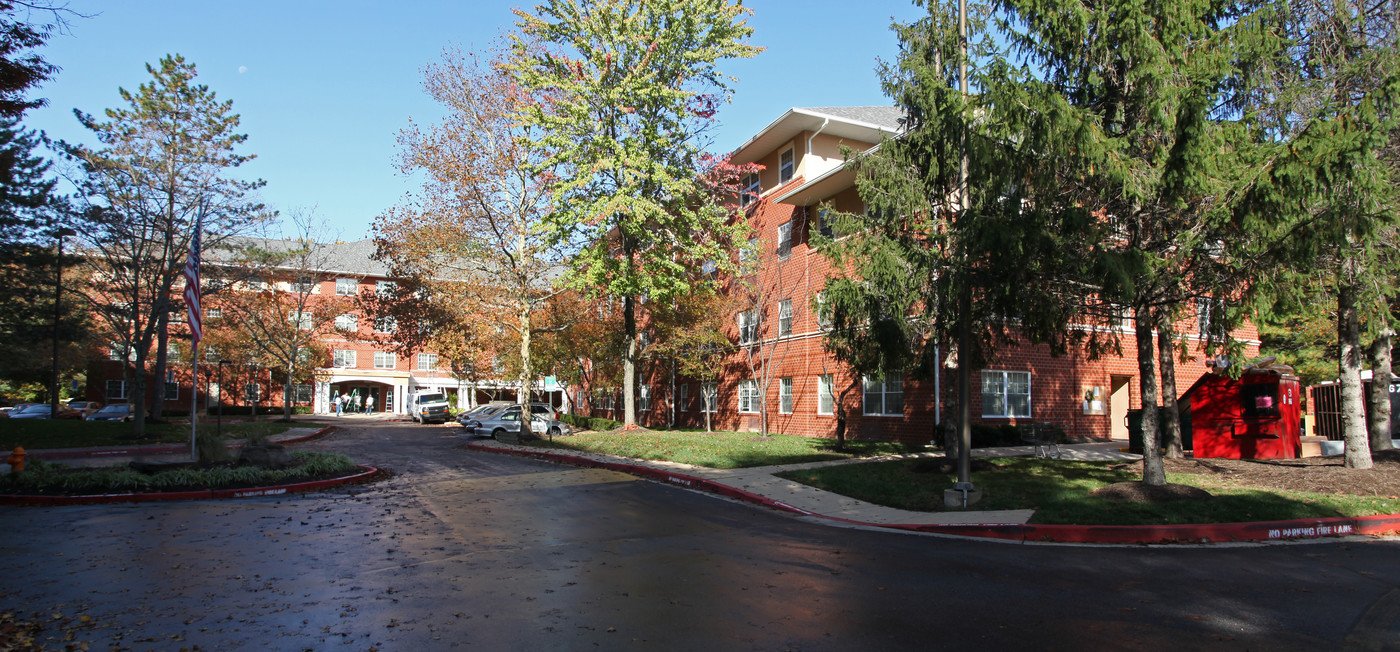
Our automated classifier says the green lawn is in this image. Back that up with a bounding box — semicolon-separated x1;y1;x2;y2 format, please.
527;429;916;469
776;457;1400;525
0;418;295;451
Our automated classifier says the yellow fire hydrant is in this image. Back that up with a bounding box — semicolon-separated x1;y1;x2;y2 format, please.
6;446;26;472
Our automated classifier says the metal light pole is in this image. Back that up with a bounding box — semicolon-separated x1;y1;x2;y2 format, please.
50;226;76;420
217;359;229;441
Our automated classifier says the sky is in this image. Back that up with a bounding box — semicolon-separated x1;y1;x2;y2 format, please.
23;0;928;241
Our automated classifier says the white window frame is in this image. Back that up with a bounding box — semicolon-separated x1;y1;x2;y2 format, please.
678;384;689;411
777;220;792;259
779;377;793;414
779;147;794;184
702;382;717;413
374;351;396;370
981;370;1031;418
817;374;834;415
207;307;222;320
863;376;904;417
738;379;759;414
106;380;128;400
639;383;651;411
376;280;397;297
290;277;315;293
335;314;357;332
778;299;793;337
336;277;358;296
740;172;760;207
295;384;313;404
289;310;313;330
374;316;397;334
738;309;759;345
245;382;261;402
417;353;438;370
333;349;356;368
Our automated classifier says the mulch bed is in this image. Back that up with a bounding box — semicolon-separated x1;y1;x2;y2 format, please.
1092;449;1400;503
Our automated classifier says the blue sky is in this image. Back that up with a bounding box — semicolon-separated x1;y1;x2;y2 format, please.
25;0;927;240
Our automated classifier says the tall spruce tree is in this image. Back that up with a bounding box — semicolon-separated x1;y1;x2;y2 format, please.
66;55;267;434
507;0;760;427
1240;0;1400;468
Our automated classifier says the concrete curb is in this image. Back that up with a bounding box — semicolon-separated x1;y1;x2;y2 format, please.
0;465;380;506
467;442;1400;545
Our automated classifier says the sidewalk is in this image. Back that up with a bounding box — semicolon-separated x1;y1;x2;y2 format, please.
470;440;1140;526
467;439;1400;544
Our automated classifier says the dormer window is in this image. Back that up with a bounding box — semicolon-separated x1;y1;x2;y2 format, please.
779;147;794;184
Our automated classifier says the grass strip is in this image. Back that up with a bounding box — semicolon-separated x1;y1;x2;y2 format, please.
0;420;295;451
525;429;915;469
776;457;1400;525
0;450;359;495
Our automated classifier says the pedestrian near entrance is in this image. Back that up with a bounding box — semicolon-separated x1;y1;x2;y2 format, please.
364;395;374;414
334;392;343;416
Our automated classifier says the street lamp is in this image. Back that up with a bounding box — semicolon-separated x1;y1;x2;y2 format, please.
50;226;76;420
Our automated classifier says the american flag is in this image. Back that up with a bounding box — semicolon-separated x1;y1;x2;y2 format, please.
183;217;203;345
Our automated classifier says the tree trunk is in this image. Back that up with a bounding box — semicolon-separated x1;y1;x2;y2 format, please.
1157;311;1183;459
1135;306;1165;485
282;360;294;422
668;358;676;429
1367;329;1395;452
1338;280;1373;469
150;313;169;421
517;306;533;441
623;294;637;427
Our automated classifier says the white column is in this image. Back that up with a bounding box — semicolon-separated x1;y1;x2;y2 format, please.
314;380;329;414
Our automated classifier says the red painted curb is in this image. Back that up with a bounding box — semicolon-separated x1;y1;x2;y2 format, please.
0;465;379;506
466;442;1400;544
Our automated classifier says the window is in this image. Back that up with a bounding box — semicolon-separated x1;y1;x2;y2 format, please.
779;147;794;184
738;309;759;345
245;383;261;402
702;382;718;413
335;314;357;332
164;381;179;401
863;376;904;416
740;172;760;207
777;220;792;259
205;346;220;362
246;277;266;290
981;370;1031;418
639;383;651;411
418;353;438;370
108;343;125;361
289;310;313;330
106;380;127;400
1197;297;1225;339
778;299;793;337
374;351;396;370
333;349;356;368
741;236;758;266
207;307;222;320
290;276;315;293
374;316;397;334
779;377;793;414
678;384;689;410
295;384;313;404
336;278;357;296
1112;304;1133;330
168;343;180;359
376;280;397;297
701;259;717;277
738;379;759;413
817;374;835;415
817;208;834;239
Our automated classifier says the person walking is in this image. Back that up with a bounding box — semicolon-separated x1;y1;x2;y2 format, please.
364;395;374;414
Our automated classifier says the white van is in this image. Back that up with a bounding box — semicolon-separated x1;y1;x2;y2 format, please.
409;391;451;424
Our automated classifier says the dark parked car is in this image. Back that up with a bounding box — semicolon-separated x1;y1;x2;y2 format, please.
86;403;133;422
9;404;79;419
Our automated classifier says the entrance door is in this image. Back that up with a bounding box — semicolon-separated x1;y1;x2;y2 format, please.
1109;375;1133;439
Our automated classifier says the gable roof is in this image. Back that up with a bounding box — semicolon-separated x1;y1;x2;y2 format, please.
728;106;903;165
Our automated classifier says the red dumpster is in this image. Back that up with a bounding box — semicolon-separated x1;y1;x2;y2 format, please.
1186;364;1302;460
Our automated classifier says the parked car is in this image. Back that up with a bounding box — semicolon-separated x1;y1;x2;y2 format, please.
408;391;452;424
9;404;78;419
67;401;103;418
464;403;572;439
86;403;133;422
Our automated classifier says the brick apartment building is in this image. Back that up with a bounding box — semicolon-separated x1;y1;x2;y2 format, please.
88;239;568;417
580;106;1260;444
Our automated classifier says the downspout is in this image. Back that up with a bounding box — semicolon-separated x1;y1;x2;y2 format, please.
805;117;830;177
